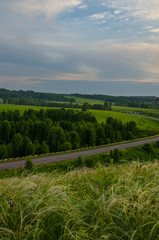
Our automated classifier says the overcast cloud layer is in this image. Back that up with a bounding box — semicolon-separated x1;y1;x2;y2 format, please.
1;0;159;95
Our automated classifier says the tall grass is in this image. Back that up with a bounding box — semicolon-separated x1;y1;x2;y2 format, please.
0;161;159;239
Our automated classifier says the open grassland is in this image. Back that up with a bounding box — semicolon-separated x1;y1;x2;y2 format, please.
67;96;105;105
90;109;159;131
112;105;159;117
1;161;159;240
0;104;50;114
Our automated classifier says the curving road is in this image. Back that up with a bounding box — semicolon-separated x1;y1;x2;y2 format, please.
1;136;159;171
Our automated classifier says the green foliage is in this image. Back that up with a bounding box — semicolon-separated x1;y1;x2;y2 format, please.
0;144;8;159
3;97;7;104
113;148;120;162
0;108;147;160
156;141;159;148
75;155;83;168
24;158;33;171
127;131;135;140
40;140;50;154
58;141;72;151
82;102;90;111
12;133;23;157
143;143;154;154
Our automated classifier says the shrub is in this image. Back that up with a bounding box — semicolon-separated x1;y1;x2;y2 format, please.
25;158;33;172
74;155;83;168
143;143;154;154
114;148;120;162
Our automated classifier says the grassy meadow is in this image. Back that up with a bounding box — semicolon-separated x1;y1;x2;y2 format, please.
90;109;159;131
0;104;50;114
66;96;105;105
1;161;159;239
112;105;159;117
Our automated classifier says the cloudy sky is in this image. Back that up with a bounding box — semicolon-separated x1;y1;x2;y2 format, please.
1;0;159;95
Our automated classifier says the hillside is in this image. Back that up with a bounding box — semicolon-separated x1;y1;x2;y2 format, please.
0;161;159;239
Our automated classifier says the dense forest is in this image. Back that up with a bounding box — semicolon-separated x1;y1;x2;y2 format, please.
0;88;75;103
0;108;140;160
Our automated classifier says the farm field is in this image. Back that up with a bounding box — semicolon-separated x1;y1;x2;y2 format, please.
0;104;50;114
90;109;159;131
0;161;159;239
67;96;105;105
112;105;159;117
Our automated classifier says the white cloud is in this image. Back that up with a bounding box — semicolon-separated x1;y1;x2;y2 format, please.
102;0;159;20
78;4;87;9
144;26;153;29
114;10;121;15
13;0;82;19
149;28;159;33
89;11;114;20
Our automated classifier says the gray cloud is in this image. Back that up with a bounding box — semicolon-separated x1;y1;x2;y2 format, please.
0;0;159;95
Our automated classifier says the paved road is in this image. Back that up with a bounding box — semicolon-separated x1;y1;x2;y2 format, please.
1;136;159;171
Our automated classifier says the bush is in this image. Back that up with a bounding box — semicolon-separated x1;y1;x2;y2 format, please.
25;158;33;172
114;148;120;162
156;141;159;148
143;143;154;154
74;155;83;168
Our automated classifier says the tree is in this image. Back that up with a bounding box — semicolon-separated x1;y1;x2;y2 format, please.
48;126;65;152
86;126;96;146
127;131;134;140
58;141;72;151
115;130;122;142
3;98;7;104
40;140;50;154
12;133;23;157
104;102;108;110
70;131;80;149
96;126;105;146
2;120;11;144
108;102;112;110
22;136;35;156
7;143;14;158
0;145;8;159
82;102;90;112
14;110;20;122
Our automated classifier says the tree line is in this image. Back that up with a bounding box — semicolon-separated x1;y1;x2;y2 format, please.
1;88;75;103
71;93;156;105
0;108;140;160
1;88;157;107
3;97;112;111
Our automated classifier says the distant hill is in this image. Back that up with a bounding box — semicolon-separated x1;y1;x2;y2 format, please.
0;88;75;103
0;88;157;107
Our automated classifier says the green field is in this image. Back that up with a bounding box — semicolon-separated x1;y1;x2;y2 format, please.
112;105;159;117
67;96;105;105
1;160;159;239
90;109;159;131
0;104;50;114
